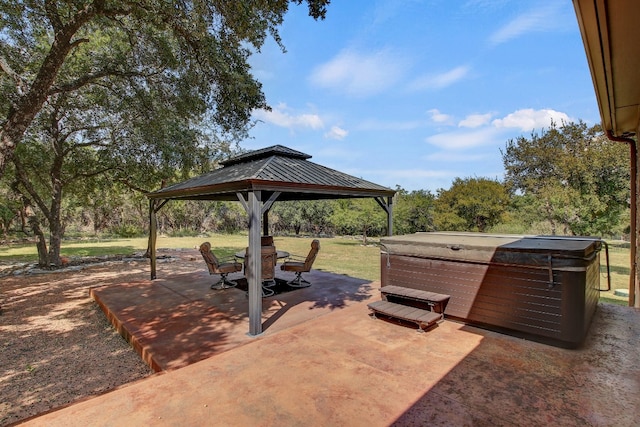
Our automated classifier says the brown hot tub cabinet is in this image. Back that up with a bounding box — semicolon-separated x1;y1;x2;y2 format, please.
380;232;602;348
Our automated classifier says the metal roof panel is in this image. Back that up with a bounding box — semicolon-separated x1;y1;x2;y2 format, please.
148;146;395;200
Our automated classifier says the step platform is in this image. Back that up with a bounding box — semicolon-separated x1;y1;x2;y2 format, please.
368;286;451;331
380;285;450;313
367;300;442;331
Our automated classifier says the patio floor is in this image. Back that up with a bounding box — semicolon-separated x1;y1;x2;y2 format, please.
21;255;640;426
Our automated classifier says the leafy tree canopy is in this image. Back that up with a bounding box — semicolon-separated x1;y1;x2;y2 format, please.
434;177;510;232
0;0;330;265
0;0;330;176
393;187;435;234
502;121;630;236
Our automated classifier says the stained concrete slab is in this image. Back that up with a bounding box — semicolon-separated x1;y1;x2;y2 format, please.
19;262;640;426
89;268;374;371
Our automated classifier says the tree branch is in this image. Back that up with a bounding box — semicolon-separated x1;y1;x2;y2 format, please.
66;166;114;185
12;157;52;219
49;69;153;95
44;0;63;31
117;177;152;194
0;55;26;97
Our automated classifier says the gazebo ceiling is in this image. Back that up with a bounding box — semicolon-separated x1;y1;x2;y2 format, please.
146;145;396;202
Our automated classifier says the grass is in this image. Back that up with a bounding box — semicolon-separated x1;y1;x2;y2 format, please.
0;234;632;305
599;241;632;306
0;234;383;282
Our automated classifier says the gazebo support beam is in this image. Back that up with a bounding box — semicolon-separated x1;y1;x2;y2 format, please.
149;200;157;279
261;192;281;236
247;191;263;336
375;196;394;236
148;198;169;280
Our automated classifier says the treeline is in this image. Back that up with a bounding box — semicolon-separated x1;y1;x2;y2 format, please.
1;122;631;247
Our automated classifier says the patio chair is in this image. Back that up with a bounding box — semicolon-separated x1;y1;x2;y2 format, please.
199;242;242;290
280;239;320;287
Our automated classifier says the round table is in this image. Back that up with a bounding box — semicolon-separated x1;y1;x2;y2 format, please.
235;250;290;260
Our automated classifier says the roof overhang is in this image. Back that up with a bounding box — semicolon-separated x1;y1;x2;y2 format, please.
574;0;640;138
146;145;396;202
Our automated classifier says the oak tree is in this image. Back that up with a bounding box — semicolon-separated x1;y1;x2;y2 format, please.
434;177;510;232
502;121;630;236
0;0;329;265
0;1;329;175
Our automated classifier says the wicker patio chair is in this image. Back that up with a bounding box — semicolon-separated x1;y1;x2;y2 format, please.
199;242;242;290
280;239;320;287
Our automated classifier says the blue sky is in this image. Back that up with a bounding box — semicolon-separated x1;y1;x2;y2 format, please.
245;0;599;193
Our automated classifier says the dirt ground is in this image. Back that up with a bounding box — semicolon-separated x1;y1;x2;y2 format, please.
0;252;191;426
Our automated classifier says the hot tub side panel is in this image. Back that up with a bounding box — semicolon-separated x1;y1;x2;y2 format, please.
380;252;599;347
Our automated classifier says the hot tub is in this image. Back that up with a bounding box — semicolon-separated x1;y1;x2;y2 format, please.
380;232;602;348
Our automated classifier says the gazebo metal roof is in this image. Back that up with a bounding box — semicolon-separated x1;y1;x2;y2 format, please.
146;145;396;336
147;145;396;201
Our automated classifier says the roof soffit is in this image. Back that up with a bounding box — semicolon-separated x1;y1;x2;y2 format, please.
574;0;640;137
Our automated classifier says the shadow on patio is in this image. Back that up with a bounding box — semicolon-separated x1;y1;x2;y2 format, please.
90;265;374;372
24;253;640;426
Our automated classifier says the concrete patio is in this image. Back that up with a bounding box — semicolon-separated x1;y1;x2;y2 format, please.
19;252;640;426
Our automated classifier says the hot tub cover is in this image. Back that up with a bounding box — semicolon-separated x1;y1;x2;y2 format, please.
381;232;601;268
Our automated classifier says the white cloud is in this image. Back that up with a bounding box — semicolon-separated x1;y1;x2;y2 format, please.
459;113;493;128
489;4;568;46
310;49;407;96
428;109;454;124
424;108;572;150
492;108;571;131
425;127;503;150
253;104;324;130
410;65;470;90
325;126;348;140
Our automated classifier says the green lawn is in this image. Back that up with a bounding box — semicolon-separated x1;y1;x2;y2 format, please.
0;234;383;282
0;234;631;306
599;241;632;306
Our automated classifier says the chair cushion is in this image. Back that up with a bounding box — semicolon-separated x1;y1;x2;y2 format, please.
281;261;305;272
218;262;242;274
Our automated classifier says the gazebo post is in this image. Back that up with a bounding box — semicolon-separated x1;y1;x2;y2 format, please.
247;190;263;336
387;196;394;236
263;211;269;236
149;199;157;280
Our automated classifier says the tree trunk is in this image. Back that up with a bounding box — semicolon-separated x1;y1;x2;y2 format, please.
47;217;63;267
46;136;65;267
28;215;49;267
544;199;557;235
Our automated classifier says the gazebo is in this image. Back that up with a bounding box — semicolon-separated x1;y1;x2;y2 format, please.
146;145;396;335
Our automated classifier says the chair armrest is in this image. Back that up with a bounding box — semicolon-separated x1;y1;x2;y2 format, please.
219;255;242;265
282;253;305;263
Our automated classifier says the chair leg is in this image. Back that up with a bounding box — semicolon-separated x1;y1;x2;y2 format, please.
263;279;277;288
261;285;275;297
211;273;238;290
287;272;311;288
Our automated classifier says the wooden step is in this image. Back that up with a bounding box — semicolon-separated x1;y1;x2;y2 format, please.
380;285;450;313
368;300;442;331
